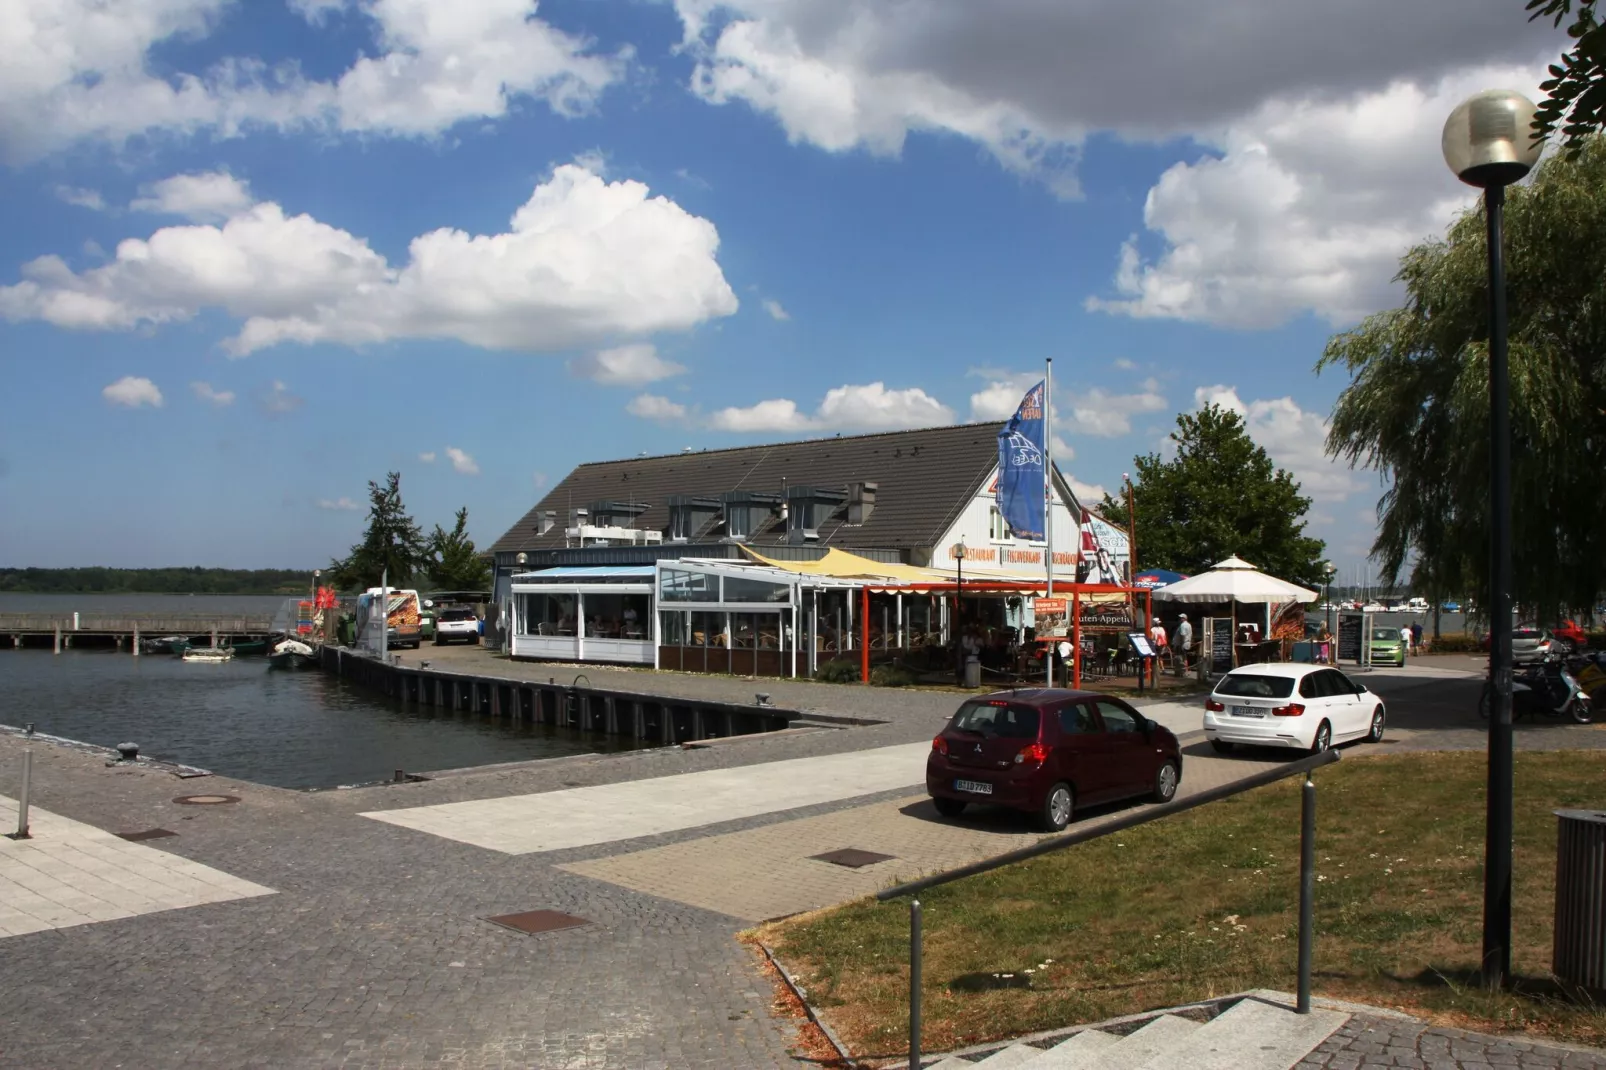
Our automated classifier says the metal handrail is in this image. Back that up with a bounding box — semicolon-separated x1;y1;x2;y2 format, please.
885;748;1340;1070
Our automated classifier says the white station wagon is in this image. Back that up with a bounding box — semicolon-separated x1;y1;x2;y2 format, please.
1204;663;1386;754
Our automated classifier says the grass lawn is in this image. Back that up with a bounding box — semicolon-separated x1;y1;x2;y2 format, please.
755;750;1606;1060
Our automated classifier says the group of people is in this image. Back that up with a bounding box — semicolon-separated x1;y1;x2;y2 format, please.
1146;613;1195;672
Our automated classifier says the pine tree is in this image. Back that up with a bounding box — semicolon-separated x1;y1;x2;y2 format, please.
428;507;492;590
326;472;430;590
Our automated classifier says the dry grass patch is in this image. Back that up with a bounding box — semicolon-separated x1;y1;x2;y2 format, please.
757;750;1606;1060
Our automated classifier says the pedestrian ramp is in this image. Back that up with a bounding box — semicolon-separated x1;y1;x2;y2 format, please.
926;997;1347;1070
361;742;931;854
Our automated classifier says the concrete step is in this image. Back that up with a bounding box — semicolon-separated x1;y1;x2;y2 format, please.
969;1043;1049;1068
1013;1027;1120;1069
1080;1013;1200;1070
1131;999;1348;1070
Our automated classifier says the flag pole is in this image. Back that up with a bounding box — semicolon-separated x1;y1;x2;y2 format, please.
1044;357;1054;688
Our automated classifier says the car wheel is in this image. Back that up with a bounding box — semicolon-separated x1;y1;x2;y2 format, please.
1037;783;1074;832
1310;720;1332;755
470;634;480;645
933;797;967;818
1153;761;1179;803
1366;705;1386;743
1210;739;1235;755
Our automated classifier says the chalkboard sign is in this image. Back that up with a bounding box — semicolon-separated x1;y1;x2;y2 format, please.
1128;632;1156;658
1208;617;1233;673
1337;613;1363;664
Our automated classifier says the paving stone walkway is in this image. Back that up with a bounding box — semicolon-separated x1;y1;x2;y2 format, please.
1;655;1602;1069
1297;1012;1606;1069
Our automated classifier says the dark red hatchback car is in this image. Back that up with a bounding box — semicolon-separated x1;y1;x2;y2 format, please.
926;688;1183;831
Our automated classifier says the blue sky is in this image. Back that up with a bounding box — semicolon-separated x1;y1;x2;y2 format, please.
0;0;1564;574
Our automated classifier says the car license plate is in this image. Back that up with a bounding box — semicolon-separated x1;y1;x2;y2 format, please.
954;779;993;795
1230;706;1264;718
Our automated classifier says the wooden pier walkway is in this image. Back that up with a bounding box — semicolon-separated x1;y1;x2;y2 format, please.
0;612;279;651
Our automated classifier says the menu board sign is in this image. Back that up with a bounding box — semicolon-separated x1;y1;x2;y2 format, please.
1337;613;1363;664
1209;618;1233;673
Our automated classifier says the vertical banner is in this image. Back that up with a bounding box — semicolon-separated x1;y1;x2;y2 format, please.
1076;510;1122;583
996;380;1047;541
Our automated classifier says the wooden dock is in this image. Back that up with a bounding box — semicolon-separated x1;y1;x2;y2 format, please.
319;645;801;748
0;612;278;651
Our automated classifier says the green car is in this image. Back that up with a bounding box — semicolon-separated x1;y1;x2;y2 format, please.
1369;627;1406;667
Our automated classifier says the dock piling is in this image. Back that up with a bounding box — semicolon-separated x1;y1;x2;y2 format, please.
14;748;32;840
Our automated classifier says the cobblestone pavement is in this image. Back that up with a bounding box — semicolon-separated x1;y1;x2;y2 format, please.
1;653;1603;1069
1297;1012;1606;1068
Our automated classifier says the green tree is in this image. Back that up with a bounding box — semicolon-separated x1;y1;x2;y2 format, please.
326;472;430;591
1319;139;1606;616
1099;404;1327;586
427;507;492;590
1530;0;1606;155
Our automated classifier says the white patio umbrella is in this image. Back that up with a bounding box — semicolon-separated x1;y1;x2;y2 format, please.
1152;555;1318;635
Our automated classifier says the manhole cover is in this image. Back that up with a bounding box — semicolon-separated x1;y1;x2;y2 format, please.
172;794;240;805
116;829;177;841
485;910;589;935
810;848;896;868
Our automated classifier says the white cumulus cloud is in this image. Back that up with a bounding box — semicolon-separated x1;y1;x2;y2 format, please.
627;394;689;422
0;0;626;164
445;446;479;475
672;0;1559;197
54;185;105;210
708;382;953;433
419;451;437;463
762;298;790;321
317;496;360;511
568;343;687;385
1087;64;1546;328
1066;381;1168;438
1193;384;1367;503
261;380;303;414
102;375;163;408
132;171;254;222
0;164;738;356
190;380;234;406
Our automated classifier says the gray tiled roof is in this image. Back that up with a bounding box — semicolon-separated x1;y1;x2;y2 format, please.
489;423;1009;557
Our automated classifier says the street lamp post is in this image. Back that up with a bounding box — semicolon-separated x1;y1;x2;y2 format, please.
1442;88;1544;991
1323;562;1337;647
954;540;967;682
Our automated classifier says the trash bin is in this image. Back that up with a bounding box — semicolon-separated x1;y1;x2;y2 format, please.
963;655;981;689
1553;809;1606;992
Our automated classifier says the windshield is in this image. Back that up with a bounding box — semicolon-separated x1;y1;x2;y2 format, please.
1371;628;1400;641
440;609;476;621
950;701;1040;739
1215;674;1296;699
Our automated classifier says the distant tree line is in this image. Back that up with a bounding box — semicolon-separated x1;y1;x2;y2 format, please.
0;567;315;595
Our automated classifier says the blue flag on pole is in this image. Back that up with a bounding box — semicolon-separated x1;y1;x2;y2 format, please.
996;380;1047;541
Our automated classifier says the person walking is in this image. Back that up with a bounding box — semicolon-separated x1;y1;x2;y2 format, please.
1410;620;1424;654
1175;613;1194;674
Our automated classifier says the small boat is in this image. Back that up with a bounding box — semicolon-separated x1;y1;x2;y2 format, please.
143;635;191;655
226;638;271;656
268;638;318;670
182;647;235;663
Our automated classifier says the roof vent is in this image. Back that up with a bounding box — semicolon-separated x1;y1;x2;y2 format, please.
538;510;556;536
847;481;878;525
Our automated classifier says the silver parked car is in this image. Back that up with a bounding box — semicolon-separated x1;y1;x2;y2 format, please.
1511;625;1556;664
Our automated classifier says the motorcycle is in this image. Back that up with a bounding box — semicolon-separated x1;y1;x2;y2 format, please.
1479;653;1593;723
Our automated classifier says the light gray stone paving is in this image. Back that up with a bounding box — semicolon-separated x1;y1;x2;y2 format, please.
1293;1013;1606;1070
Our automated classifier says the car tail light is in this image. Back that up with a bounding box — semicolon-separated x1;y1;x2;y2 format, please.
1015;741;1048;765
1271;703;1306;717
932;735;948;755
1204;698;1224;712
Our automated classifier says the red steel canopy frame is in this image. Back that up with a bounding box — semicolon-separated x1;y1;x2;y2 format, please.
855;580;1151;689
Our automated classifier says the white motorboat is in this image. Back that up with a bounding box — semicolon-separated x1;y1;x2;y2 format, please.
182;647;235;663
267;638;318;669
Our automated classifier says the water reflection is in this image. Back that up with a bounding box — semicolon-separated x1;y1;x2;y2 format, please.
0;650;644;789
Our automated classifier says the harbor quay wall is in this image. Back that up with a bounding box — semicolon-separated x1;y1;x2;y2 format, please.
0;612;279;649
318;645;800;748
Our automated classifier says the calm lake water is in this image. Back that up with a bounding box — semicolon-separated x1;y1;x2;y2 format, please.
0;645;645;790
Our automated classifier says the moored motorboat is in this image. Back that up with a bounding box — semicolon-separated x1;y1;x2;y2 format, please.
182;647;235;663
143;635;191;655
267;638;318;669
